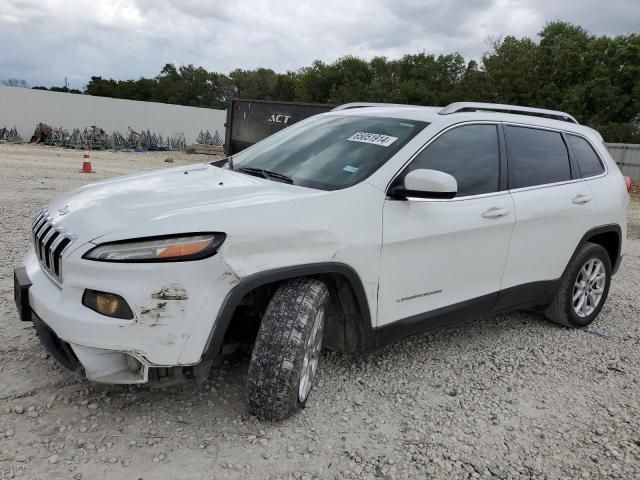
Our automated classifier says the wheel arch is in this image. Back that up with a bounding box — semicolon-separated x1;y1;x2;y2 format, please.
201;263;375;362
577;224;622;274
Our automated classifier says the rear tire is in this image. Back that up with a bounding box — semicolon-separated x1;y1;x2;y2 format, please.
545;242;611;328
246;278;329;421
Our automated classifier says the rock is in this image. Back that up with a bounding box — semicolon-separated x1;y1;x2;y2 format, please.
287;446;295;453
14;405;24;414
49;454;59;464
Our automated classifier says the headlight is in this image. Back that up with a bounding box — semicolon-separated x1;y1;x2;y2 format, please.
83;233;226;262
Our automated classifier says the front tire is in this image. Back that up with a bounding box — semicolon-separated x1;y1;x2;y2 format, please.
545;242;611;328
246;278;329;421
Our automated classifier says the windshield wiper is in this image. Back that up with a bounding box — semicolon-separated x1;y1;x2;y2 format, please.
209;156;233;170
237;167;294;184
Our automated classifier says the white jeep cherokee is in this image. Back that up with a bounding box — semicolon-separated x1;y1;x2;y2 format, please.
14;102;630;420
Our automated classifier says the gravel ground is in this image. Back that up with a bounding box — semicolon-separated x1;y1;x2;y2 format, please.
1;143;639;480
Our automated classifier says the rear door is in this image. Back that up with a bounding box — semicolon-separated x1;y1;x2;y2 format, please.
500;125;599;295
377;123;515;337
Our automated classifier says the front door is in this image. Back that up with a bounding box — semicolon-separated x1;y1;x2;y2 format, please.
377;123;514;341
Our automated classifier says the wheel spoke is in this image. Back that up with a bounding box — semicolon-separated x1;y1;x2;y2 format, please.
590;263;602;282
298;304;326;403
573;288;583;302
572;257;607;318
580;266;589;281
575;294;586;314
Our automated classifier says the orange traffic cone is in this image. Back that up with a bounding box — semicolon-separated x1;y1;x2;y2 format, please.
81;149;94;173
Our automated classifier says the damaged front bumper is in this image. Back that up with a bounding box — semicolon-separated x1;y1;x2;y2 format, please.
16;245;240;384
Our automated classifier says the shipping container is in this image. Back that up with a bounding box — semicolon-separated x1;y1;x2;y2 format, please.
224;99;333;155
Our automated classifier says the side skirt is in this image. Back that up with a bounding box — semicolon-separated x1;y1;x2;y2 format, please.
374;280;559;348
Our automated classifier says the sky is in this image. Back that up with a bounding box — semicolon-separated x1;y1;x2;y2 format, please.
1;0;638;89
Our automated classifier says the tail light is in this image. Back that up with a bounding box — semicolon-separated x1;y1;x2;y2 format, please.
625;176;631;193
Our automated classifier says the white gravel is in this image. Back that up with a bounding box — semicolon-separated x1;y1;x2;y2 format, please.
1;144;639;479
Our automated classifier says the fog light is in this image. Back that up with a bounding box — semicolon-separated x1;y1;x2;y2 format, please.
82;290;134;319
126;355;142;373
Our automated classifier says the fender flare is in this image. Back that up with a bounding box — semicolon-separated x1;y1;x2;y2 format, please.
201;262;375;361
571;224;623;274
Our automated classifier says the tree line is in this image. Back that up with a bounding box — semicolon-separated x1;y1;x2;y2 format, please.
8;22;640;143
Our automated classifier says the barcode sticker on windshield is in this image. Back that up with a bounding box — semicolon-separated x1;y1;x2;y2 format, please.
347;132;398;147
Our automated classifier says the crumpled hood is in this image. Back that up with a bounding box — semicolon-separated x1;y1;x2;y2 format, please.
45;163;321;246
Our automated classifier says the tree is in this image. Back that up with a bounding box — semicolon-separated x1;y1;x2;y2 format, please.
55;21;640;143
2;78;28;88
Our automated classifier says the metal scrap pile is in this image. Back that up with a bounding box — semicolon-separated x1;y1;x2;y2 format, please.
30;123;109;149
0;125;23;143
196;130;223;146
111;128;186;151
28;124;188;151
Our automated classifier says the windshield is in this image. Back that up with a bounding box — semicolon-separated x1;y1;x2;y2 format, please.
228;114;428;190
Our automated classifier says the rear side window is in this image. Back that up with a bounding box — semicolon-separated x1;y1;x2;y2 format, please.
567;134;604;177
405;124;500;197
505;126;571;189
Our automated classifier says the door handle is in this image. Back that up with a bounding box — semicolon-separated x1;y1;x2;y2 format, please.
572;194;592;205
482;207;510;219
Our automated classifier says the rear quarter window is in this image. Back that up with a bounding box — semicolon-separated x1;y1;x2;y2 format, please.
567;134;605;178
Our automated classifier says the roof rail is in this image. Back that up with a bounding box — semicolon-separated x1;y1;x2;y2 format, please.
332;102;417;111
439;102;579;124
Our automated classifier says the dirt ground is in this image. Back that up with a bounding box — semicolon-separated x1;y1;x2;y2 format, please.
0;143;639;480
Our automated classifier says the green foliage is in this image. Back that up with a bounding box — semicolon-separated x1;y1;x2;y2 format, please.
76;21;638;142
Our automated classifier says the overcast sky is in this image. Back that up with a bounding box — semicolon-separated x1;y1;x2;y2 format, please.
1;0;638;89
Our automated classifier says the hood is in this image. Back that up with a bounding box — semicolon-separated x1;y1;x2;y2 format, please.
45;163;322;246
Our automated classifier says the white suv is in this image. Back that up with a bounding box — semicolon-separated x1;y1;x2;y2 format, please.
14;102;630;420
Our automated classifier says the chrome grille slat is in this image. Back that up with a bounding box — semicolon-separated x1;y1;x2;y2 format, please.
33;217;48;239
44;231;60;268
31;208;74;285
48;234;65;272
38;226;53;260
35;222;50;243
53;238;71;276
32;211;45;228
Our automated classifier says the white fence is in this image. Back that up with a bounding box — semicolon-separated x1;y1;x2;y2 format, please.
0;86;225;146
607;144;640;181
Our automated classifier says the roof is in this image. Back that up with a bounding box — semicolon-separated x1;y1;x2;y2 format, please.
327;101;590;134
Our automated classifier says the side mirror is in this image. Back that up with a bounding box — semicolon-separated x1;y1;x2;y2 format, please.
389;169;457;200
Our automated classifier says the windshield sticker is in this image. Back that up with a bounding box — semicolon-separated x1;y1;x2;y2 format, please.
347;132;398;147
342;165;359;173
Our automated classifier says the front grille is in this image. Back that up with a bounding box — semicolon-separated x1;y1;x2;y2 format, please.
32;208;73;284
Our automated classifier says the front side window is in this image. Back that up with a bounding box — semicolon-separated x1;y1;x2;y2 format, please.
230;115;427;190
402;124;500;197
505;126;571;189
567;134;605;178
